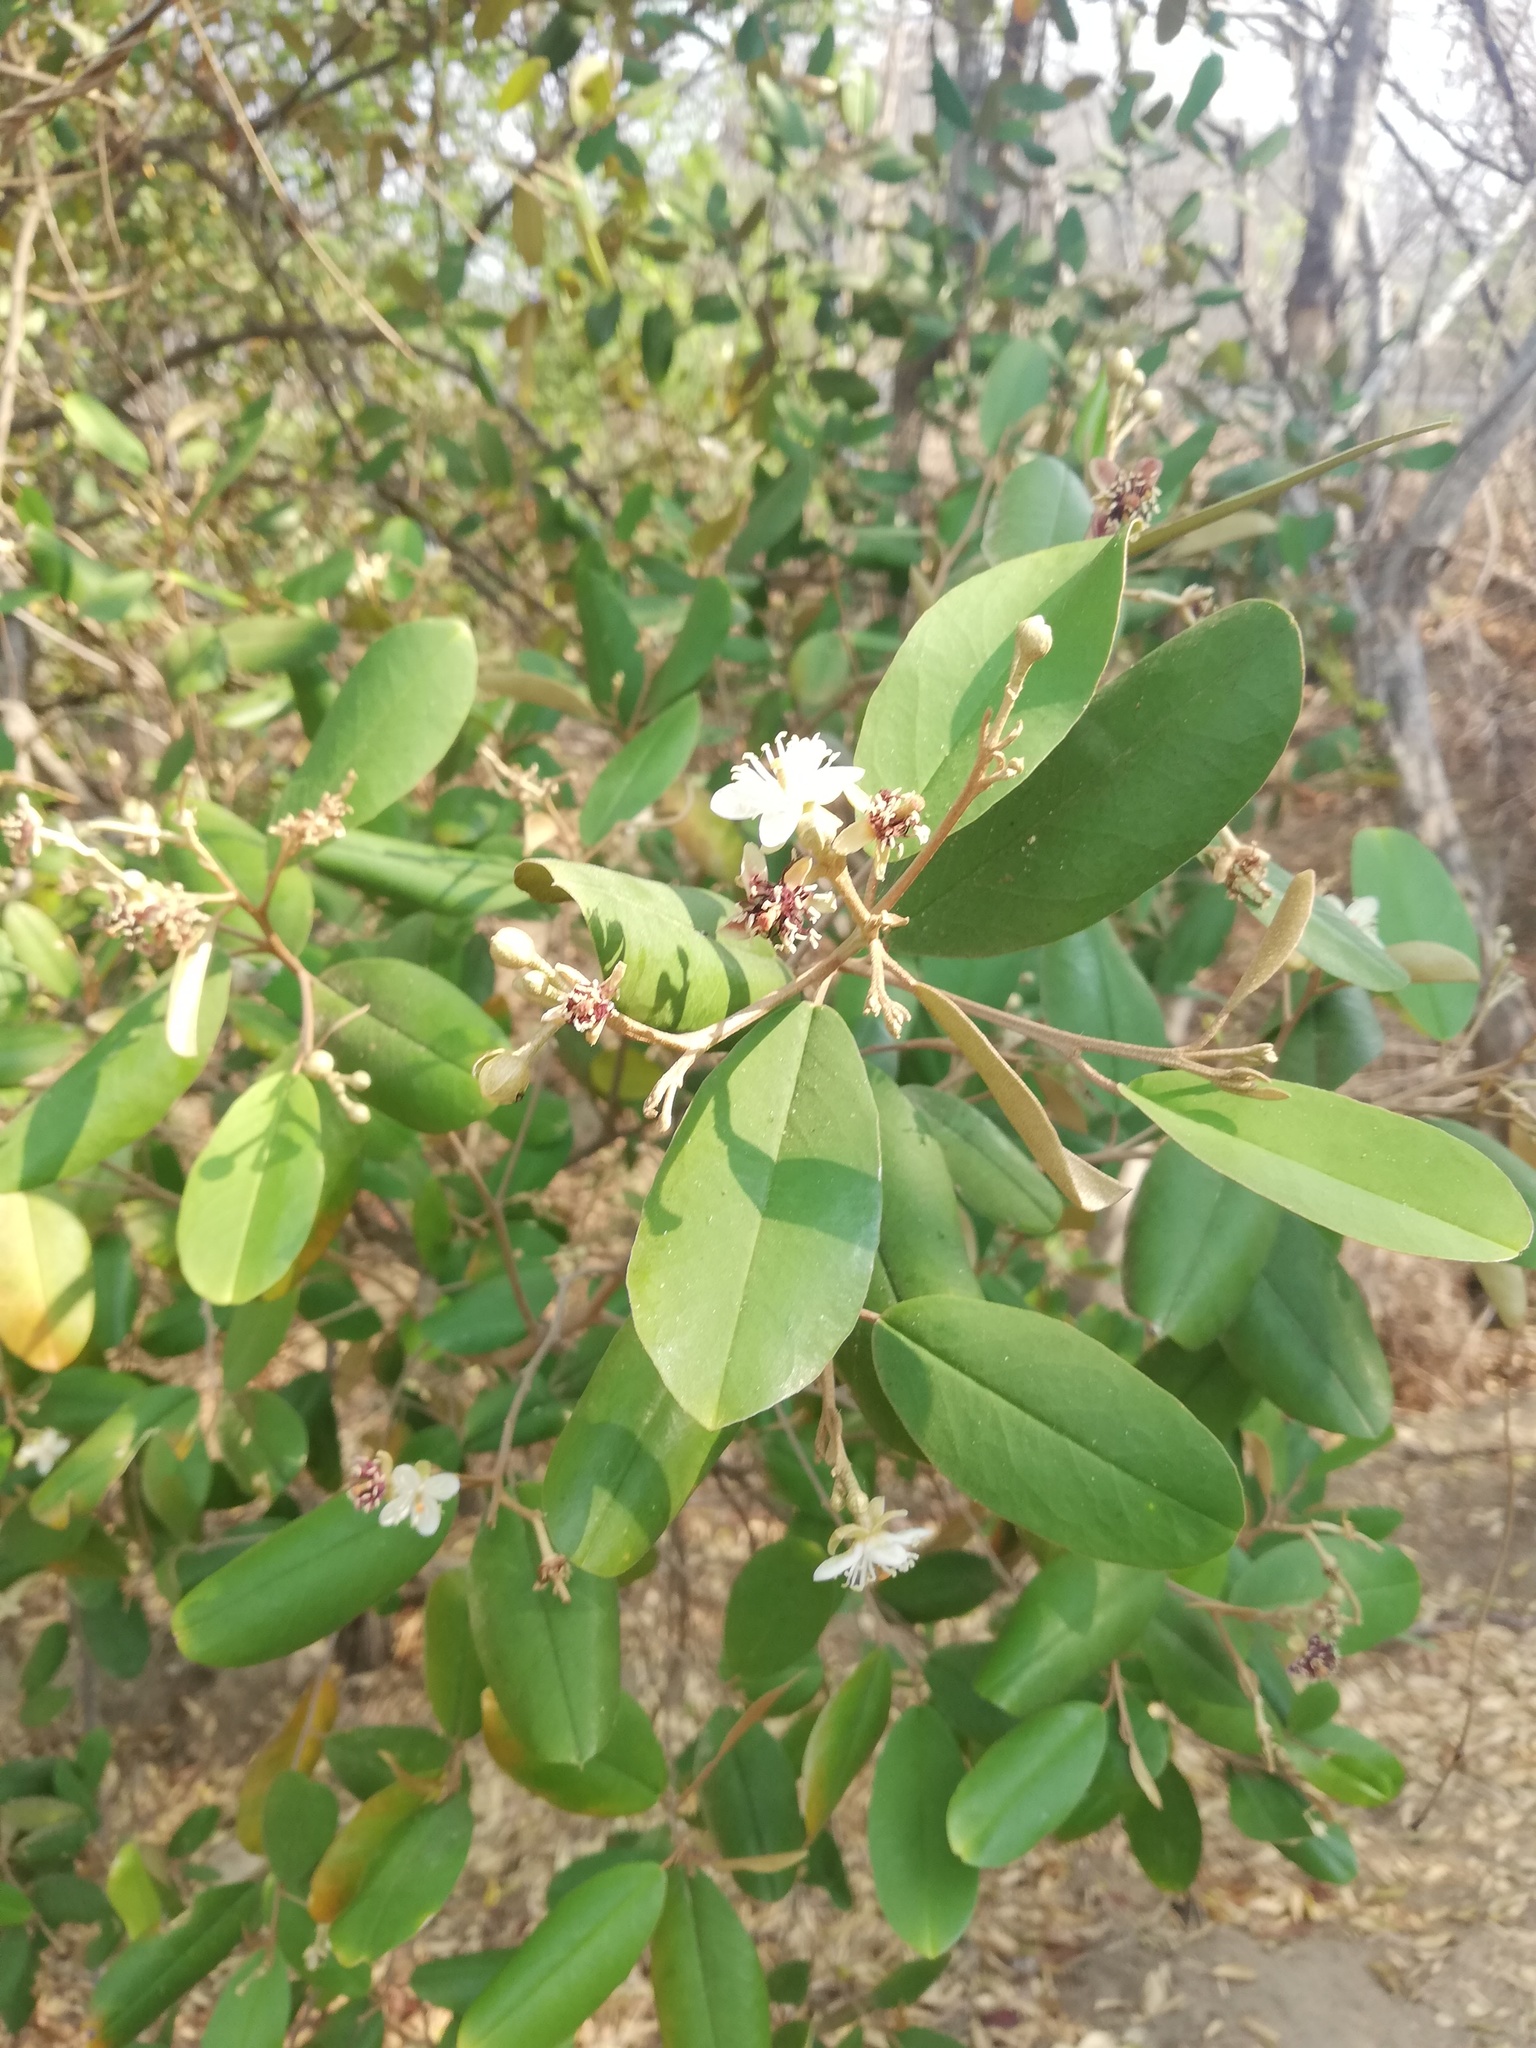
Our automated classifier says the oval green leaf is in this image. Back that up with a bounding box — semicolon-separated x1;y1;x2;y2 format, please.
542;1320;718;1577
694;1711;804;1903
867;1705;976;1957
177;1071;324;1306
1352;826;1478;1038
313;829;533;916
1123;1760;1202;1892
1425;1119;1536;1271
1220;1215;1393;1436
978;1557;1165;1717
982;454;1093;562
580;694;701;846
313;956;506;1132
330;1791;473;1966
277;618;478;829
1124;1143;1280;1349
88;1884;258;2046
630;1003;882;1428
946;1701;1107;1868
469;1510;620;1765
459;1863;667;2048
1256;857;1407;993
869;1067;979;1302
721;1537;845;1688
62;391;150;476
1124;1070;1532;1263
873;1296;1243;1568
3;901;81;999
802;1648;892;1839
172;1493;449;1667
483;1689;667;1816
651;1866;772;2048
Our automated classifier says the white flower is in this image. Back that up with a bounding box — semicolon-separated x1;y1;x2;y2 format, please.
378;1460;460;1537
709;733;865;853
813;1496;931;1592
15;1426;71;1477
1344;894;1381;944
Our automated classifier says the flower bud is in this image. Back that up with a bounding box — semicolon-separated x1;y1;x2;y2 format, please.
1130;366;1147;392
305;1048;336;1076
473;1043;534;1105
1015;615;1054;663
1140;387;1164;418
344;1100;371;1125
491;927;543;971
1107;346;1137;384
346;1070;371;1091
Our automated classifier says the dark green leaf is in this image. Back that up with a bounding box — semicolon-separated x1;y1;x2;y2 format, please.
946;1701;1106;1866
425;1568;485;1738
264;1772;339;1895
904;1087;1063;1234
89;1884;258;2045
869;1068;979;1303
868;1706;976;1957
313;957;506;1132
979;1557;1164;1716
651;1868;772;2048
1123;1761;1201;1890
721;1538;845;1687
459;1865;667;2048
803;1649;892;1838
1124;1144;1280;1348
581;696;701;846
470;1511;620;1764
1220;1216;1393;1436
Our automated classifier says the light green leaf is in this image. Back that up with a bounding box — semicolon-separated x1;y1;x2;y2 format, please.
543;1322;718;1577
203;1953;290;2048
651;1867;772;2048
1124;1070;1533;1262
313;830;533;916
869;1067;979;1302
221;614;339;676
1123;1144;1280;1348
0;965;229;1193
0;1191;96;1372
982;454;1093;562
277;619;478;829
28;1382;195;1530
167;801;313;957
1220;1215;1393;1436
0;1020;81;1086
978;1557;1164;1717
62;392;149;477
868;1705;976;1956
470;1510;620;1765
898;601;1303;955
979;338;1053;454
649;577;734;712
1351;826;1479;1039
313;956;506;1132
946;1701;1107;1867
904;1086;1063;1234
460;1865;667;2048
330;1792;473;1965
172;1493;449;1666
516;859;786;1033
581;695;701;846
1424;1119;1536;1271
1236;1533;1419;1653
803;1648;892;1838
483;1689;667;1816
176;1071;324;1306
856;535;1125;831
630;1003;882;1428
873;1296;1243;1567
2;901;81;999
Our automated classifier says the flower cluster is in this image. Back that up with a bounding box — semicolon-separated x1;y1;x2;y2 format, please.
1210;840;1272;904
814;1495;932;1592
709;732;866;853
1088;455;1163;538
303;1046;371;1125
727;845;830;956
1288;1632;1340;1681
349;1451;460;1536
269;772;356;857
97;871;210;955
476;927;627;1105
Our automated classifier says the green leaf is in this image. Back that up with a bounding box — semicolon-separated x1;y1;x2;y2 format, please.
277;619;478;829
651;1868;772;2048
1036;919;1165;1084
263;1771;339;1896
1424;1119;1536;1271
873;1297;1243;1567
1124;1070;1532;1262
879;1549;996;1622
203;1954;290;2048
1123;1761;1202;1890
312;957;506;1132
1255;858;1407;992
721;1538;845;1687
897;601;1303;955
1274;985;1384;1089
983;455;1093;561
904;1087;1063;1234
309;1779;430;1922
1285;1722;1404;1807
221;614;339;676
978;1557;1164;1717
694;1711;803;1902
630;1004;882;1428
0;1192;95;1373
857;538;1124;833
0;1020;81;1087
1138;1336;1253;1439
516;860;787;1032
313;830;533;916
172;1494;449;1667
176;1071;325;1306
1351;827;1479;1039
803;1649;892;1838
946;1701;1107;1867
2;902;80;1000
459;1864;667;2048
581;695;701;846
222;1291;297;1391
330;1791;473;1965
89;1884;258;2046
978;338;1053;454
425;1567;485;1737
0;966;230;1192
641;303;677;384
1124;1144;1280;1348
574;559;642;714
1219;1216;1393;1436
869;1068;979;1302
1239;1532;1419;1653
28;1382;194;1531
1141;1597;1259;1754
649;578;734;712
62;392;149;477
484;1689;667;1815
543;1321;718;1577
470;1510;620;1764
868;1706;976;1956
1176;50;1223;129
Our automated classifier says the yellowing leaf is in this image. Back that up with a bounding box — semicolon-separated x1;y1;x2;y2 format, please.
0;1192;95;1371
497;55;549;110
